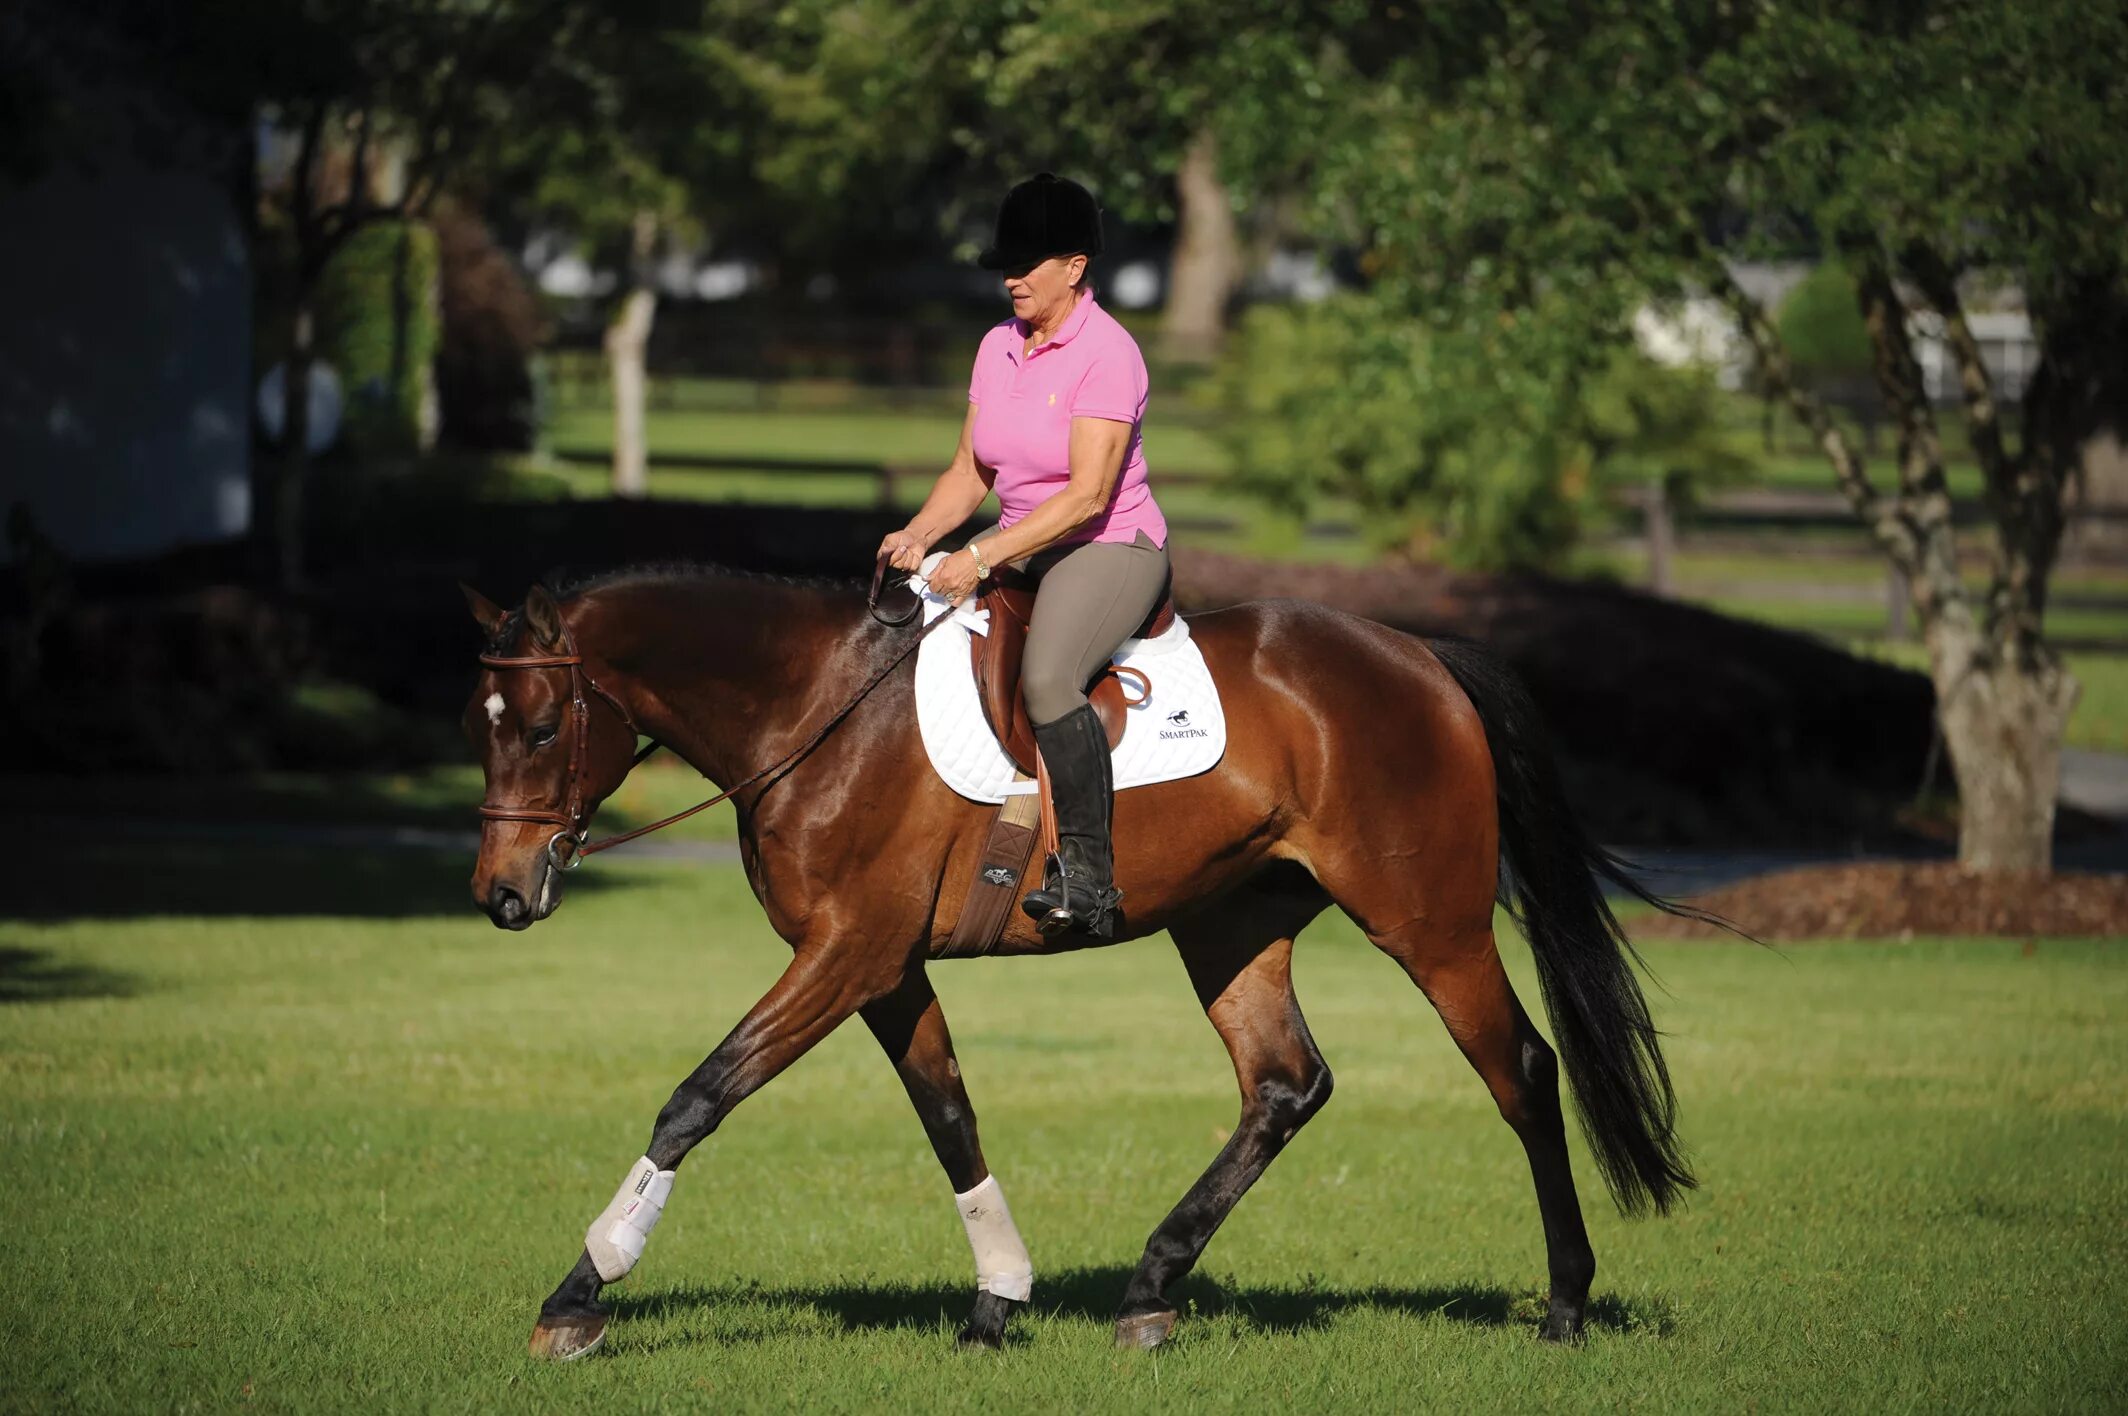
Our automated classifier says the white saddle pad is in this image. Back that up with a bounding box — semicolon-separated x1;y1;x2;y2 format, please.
910;554;1227;803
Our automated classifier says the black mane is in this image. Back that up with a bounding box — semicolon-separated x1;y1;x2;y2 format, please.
479;561;869;657
546;560;861;602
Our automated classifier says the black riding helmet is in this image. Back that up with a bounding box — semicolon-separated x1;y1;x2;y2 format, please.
977;173;1105;271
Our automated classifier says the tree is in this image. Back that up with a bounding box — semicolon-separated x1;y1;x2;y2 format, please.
312;218;443;459
679;0;1013;265
1217;296;1746;569
1777;262;1872;390
128;0;696;584
1776;261;1880;451
496;125;690;497
1212;0;2126;871
691;0;1326;358
986;1;1330;362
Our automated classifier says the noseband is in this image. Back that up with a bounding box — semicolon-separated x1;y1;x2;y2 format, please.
476;565;949;870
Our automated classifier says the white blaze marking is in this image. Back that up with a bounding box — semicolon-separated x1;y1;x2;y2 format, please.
484;692;505;726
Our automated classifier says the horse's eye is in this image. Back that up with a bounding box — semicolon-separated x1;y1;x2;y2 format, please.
528;724;559;748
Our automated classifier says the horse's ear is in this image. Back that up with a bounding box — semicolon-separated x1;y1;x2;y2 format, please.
460;582;508;635
523;584;565;651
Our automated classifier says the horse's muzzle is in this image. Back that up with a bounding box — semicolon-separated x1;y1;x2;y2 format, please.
486;882;535;930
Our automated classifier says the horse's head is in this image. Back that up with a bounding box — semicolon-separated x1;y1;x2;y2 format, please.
462;583;640;929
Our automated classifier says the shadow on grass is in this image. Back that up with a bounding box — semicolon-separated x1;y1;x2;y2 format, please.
18;761;732;839
0;945;138;1003
611;1265;1673;1344
8;840;634;921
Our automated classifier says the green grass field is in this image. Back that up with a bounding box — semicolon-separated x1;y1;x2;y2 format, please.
537;399;1370;563
4;845;2124;1411
544;404;1234;487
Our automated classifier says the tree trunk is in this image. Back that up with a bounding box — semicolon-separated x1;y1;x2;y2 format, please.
2066;428;2128;556
1708;254;2076;873
1886;563;1910;642
606;288;655;498
273;301;316;589
1932;635;2079;870
1160;130;1241;366
606;211;659;499
1643;474;1674;596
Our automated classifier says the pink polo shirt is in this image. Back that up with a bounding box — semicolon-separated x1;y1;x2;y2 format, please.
967;291;1168;548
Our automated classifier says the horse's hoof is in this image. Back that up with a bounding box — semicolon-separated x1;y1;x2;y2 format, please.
528;1313;608;1361
1536;1306;1586;1344
957;1290;1021;1350
1114;1308;1177;1349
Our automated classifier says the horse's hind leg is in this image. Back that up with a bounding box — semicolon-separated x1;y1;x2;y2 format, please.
1114;879;1331;1349
1375;918;1596;1341
859;965;1028;1350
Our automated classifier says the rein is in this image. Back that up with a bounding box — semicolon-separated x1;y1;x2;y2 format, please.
478;562;945;871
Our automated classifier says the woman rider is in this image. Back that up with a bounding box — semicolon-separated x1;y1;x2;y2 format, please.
878;173;1169;941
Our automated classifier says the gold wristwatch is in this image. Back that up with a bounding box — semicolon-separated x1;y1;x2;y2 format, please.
969;541;992;581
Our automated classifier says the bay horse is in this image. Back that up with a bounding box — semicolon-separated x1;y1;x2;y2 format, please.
461;565;1698;1359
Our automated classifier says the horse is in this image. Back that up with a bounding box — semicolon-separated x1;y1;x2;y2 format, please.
460;564;1701;1360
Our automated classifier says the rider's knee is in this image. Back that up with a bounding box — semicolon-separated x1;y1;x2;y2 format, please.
1020;664;1083;725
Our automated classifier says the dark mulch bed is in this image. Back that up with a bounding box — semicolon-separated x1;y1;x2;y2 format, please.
1635;861;2128;940
1170;547;1937;845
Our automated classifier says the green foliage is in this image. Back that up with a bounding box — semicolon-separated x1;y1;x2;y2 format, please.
315;221;442;460
1777;263;1872;382
663;1;1349;266
432;206;543;453
1228;3;2128;316
1580;348;1756;501
984;0;1341;222
1171;0;2128;726
1216;296;1747;569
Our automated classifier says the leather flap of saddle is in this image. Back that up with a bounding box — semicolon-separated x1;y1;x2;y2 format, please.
970;581;1131;776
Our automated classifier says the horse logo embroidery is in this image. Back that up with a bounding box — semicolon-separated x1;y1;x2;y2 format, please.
1159;707;1209;742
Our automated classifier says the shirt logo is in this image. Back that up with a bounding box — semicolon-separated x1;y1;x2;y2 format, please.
1047;393;1056;406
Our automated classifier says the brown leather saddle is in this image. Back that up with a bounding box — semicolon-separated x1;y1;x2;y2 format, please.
971;567;1175;776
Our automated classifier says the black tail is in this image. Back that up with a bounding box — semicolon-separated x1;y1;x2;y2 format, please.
1430;637;1719;1217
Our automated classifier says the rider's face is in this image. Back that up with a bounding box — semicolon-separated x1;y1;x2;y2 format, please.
1002;254;1087;330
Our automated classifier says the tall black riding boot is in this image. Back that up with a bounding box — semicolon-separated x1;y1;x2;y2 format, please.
1021;703;1123;939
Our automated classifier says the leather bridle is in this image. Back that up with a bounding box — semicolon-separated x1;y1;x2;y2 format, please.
476;565;947;873
476;617;658;873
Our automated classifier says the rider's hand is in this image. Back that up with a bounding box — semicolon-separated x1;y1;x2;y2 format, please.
877;527;928;573
927;548;982;605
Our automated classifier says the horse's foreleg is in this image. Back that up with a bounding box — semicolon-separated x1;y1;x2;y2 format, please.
1114;891;1331;1349
860;965;1029;1349
528;947;886;1360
